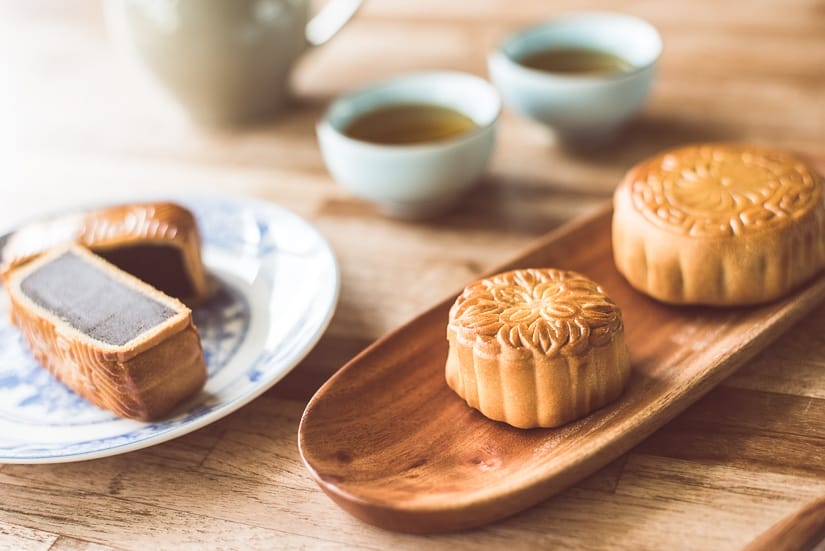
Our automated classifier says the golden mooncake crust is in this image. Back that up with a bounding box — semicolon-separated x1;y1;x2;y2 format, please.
446;268;631;429
5;246;207;421
613;144;825;305
1;202;210;304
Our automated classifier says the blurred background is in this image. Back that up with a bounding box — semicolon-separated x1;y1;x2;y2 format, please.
3;0;824;339
3;0;823;219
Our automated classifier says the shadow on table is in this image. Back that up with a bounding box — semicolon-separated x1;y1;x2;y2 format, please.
183;93;334;140
559;112;744;165
422;174;606;236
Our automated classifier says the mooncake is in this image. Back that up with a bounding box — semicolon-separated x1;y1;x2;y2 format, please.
446;268;630;429
613;144;825;305
5;245;207;421
1;202;209;304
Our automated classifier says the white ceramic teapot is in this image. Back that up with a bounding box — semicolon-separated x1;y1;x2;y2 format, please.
105;0;362;125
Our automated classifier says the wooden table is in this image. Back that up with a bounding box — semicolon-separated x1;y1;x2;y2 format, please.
2;0;824;549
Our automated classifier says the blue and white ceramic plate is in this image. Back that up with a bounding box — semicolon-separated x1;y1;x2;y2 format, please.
0;195;339;463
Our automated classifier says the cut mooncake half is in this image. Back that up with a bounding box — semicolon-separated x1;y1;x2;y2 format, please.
5;245;207;421
1;202;210;304
446;268;630;429
613;143;825;305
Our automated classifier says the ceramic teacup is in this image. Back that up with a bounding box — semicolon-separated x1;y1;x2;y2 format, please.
317;71;501;218
488;12;662;145
105;0;362;126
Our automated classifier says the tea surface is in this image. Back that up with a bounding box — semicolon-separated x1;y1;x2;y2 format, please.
343;103;478;145
518;47;634;75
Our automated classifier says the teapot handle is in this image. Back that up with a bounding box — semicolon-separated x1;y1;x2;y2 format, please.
306;0;363;47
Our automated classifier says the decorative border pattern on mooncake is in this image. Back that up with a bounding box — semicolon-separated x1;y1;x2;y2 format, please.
9;295;206;421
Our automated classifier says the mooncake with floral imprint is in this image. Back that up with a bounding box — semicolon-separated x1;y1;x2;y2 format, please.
613;143;825;305
446;268;630;429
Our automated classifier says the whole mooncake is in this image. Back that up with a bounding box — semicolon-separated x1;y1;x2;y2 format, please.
613;144;825;305
446;268;630;429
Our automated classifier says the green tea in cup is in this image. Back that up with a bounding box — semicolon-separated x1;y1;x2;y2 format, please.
343;103;478;145
518;46;634;75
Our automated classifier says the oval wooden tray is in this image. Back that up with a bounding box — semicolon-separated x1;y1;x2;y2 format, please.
298;203;825;534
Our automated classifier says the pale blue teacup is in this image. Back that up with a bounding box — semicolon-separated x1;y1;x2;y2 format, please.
317;72;501;218
488;12;662;146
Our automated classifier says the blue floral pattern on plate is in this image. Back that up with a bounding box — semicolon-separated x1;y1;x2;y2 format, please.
0;195;339;463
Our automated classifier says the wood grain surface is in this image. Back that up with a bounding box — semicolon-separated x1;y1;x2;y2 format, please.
743;495;825;551
299;206;825;533
2;0;825;549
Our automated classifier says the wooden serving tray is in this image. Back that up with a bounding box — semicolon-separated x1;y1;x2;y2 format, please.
298;203;825;534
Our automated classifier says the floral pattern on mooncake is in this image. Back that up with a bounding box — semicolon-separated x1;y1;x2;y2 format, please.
449;268;623;356
629;144;822;238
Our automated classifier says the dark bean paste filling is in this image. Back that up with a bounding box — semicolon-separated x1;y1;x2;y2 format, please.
21;251;176;346
98;245;194;300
